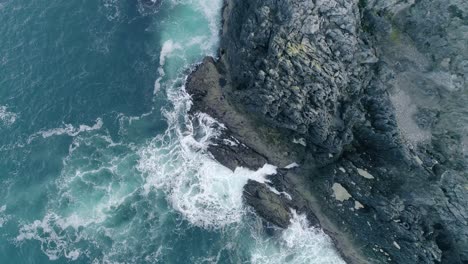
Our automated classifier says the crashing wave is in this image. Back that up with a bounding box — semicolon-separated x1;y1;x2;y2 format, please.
251;211;345;264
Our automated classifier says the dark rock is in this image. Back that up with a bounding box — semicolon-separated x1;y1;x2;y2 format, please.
186;0;468;263
243;180;292;229
221;0;376;156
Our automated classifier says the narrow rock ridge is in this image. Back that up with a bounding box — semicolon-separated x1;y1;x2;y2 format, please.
187;0;468;263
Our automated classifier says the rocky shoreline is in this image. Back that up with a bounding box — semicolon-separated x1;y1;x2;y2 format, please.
186;0;467;263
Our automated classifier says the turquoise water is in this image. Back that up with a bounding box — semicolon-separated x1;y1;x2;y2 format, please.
0;1;343;263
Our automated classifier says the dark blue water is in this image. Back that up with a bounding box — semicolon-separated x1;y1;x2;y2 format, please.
0;1;344;263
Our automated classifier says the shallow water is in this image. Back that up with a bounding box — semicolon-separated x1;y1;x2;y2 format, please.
0;1;344;263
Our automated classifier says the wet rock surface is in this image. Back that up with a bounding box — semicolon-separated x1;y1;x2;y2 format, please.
187;0;467;263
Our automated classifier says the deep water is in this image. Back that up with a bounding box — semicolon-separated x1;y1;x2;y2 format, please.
0;1;344;263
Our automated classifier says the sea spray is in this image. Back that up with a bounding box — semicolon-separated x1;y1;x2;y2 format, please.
6;0;345;262
138;114;278;228
251;211;345;264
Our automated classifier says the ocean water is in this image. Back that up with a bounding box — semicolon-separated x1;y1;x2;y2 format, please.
0;1;344;263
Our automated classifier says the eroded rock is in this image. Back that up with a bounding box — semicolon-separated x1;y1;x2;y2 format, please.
186;0;468;263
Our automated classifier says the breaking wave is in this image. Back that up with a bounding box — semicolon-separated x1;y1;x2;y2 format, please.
251;211;345;264
137;110;278;228
12;0;345;263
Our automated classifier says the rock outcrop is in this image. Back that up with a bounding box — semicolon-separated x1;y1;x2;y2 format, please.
187;0;468;263
221;0;376;156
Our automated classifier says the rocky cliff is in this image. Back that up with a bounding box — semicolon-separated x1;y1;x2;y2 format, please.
221;0;376;157
187;0;468;263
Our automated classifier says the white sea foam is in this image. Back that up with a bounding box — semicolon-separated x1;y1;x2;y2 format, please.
14;1;345;262
16;1;226;261
267;186;293;200
194;0;223;53
0;105;17;126
16;213;83;261
251;211;345;264
101;0;121;21
141;9;346;264
17;131;144;261
138;106;278;228
28;118;103;143
142;0;267;229
154;0;222;95
154;40;183;94
0;205;8;228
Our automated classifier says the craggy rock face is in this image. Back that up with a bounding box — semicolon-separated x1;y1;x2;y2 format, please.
360;1;468;262
217;0;468;263
222;0;377;154
364;0;468;171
